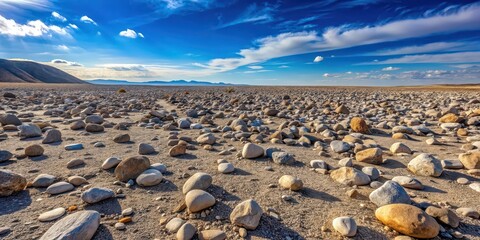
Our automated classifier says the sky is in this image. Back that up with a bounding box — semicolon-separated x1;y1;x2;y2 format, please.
0;0;480;86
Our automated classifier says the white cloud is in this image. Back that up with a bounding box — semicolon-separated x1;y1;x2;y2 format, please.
313;56;324;62
50;59;82;67
217;3;277;29
0;0;52;11
68;24;78;30
80;16;97;25
366;52;480;65
243;69;272;74
382;66;399;71
0;15;70;37
248;65;263;69
51;12;67;22
56;45;69;51
278;65;289;68
372;42;479;56
119;29;144;39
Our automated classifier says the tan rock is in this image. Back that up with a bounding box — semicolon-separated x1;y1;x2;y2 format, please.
185;189;215;213
198;230;226;240
350;117;369;133
330;167;370;186
458;152;480;169
355;148;383;164
169;144;186;157
114;156;151;182
278;175;303;191
230;199;263;230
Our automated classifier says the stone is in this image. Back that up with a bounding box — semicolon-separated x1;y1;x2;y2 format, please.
166;217;186;233
338;157;353;167
441;160;464;169
39;210;100;240
350;117;369;133
356;148;383;164
114;156;151;182
81;187;115;204
42;129;62;144
85;123;104;133
0;227;11;236
0;169;27;196
425;206;460;228
272;152;295;165
469;182;480;192
330;140;351;153
330;167;371;186
85;115;103;124
458;152;480;169
25;144;44;157
455;207;479;219
18;123;42;138
185;189;215;213
182;172;212;194
407;153;443;177
150;163;167;173
46;182;74;195
332;216;357;237
38;208;66;222
197;133;216;145
65;143;83;150
113;134;130;143
439;113;460;123
375;204;439;239
70;120;86;130
362;166;380;180
390;142;412;154
138;143;155;155
218;163;234;173
136;169;163;186
169;144;186;157
278;175;303;191
122;208;133;216
32;174;56;187
391;176;423;190
310;160;328;169
0;150;13;162
369;181;411;206
68;176;87;186
0;114;21;126
115;222;126;230
242;143;264;159
67;159;85;168
102;157;121;170
230;199;263;230
198;230;226;240
176;223;196;240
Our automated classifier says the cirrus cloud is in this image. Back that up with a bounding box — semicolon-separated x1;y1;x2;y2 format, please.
119;29;144;39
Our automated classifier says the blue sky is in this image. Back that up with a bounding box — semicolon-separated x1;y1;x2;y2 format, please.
0;0;479;85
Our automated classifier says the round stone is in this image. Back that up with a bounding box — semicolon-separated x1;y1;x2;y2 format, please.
185;189;215;213
332;216;357;237
136;169;163;187
38;208;66;222
218;163;234;174
278;175;303;191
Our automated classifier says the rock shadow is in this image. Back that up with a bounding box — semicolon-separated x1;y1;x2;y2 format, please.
92;223;114;240
84;197;122;215
301;187;340;202
381;159;407;169
248;215;305;240
0;190;32;215
441;170;479;182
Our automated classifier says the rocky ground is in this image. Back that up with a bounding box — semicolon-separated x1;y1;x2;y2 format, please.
0;84;479;240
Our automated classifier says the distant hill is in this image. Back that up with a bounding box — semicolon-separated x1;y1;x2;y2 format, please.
87;79;242;86
0;59;86;84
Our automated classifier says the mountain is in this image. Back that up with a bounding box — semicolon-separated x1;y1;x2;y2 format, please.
87;79;242;86
0;59;86;84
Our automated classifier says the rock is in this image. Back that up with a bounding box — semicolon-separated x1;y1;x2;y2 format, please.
198;230;226;240
0;170;27;196
25;144;44;157
85;115;103;124
369;181;411;206
407;153;443;177
350;117;369;133
458;152;480;169
136;169;163;186
242;143;264;159
310;160;328;169
330;140;351;153
425;206;460;228
166;217;185;233
39;210;100;240
85;123;104;133
391;176;423;190
0;114;21;126
122;208;133;216
114;156;151;182
0;150;13;162
70;120;86;130
115;222;126;230
65;143;83;150
218;163;234;173
169;144;186;157
81;187;115;204
470;182;480;192
67;159;85;168
356;148;383;164
362;166;380;180
338;157;353;167
18;123;42;138
330;167;371;186
278;175;303;191
42;129;62;144
32;174;56;187
375;204;439;239
390;142;412;154
38;208;66;222
150;163;167;173
335;105;349;114
138;143;155;155
185;189;215;213
230;199;263;230
439;113;460;123
68;176;87;186
176;223;196;240
46;182;74;195
441;160;464;169
182;172;212;194
332;216;357;237
102;157;121;170
113;134;130;143
426;138;441;145
456;207;479;219
272;152;295;165
197;133;216;145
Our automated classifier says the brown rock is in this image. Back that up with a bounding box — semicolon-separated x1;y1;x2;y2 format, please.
355;148;383;164
0;169;27;196
439;113;460;123
198;230;226;240
169;144;186;157
25;144;44;157
458;152;480;169
425;206;460;228
350;117;369;134
114;156;151;182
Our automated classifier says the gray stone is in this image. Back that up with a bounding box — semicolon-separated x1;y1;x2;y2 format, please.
32;174;56;187
272;152;295;165
330;140;351;153
182;172;212;194
18;123;42;138
81;187;115;204
332;216;357;237
46;182;74;195
102;157;121;170
369;181;411;206
0;150;13;162
136;169;163;187
138;143;155;155
0;114;21;126
38;208;66;222
408;153;443;177
392;176;423;190
40;210;100;240
42;129;62;144
362;167;380;180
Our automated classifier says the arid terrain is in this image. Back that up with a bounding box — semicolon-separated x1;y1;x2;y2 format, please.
0;83;479;240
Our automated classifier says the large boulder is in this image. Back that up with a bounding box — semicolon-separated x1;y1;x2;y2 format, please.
230;199;263;230
407;154;443;177
39;210;100;240
0;170;27;196
114;156;151;182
